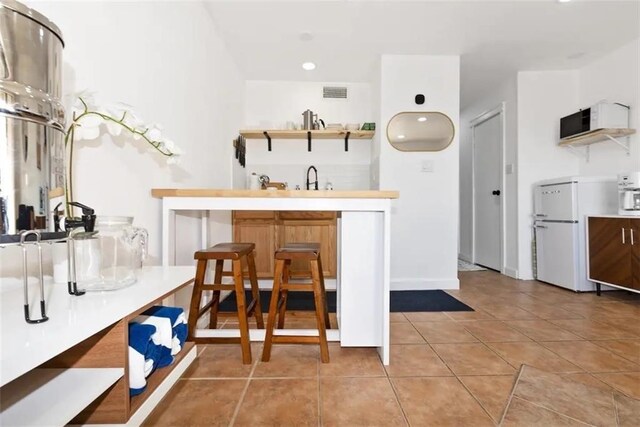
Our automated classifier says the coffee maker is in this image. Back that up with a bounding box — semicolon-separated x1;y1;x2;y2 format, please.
618;172;640;215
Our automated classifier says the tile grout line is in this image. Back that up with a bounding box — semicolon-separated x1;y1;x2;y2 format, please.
454;375;501;425
317;357;322;427
509;396;597;426
386;374;412;427
498;365;524;425
612;391;621;427
228;352;260;427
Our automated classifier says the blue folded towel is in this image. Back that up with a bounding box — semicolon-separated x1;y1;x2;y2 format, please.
135;306;188;367
128;323;159;396
128;306;188;395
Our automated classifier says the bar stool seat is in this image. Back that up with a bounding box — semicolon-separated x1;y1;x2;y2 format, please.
262;242;331;363
188;242;264;364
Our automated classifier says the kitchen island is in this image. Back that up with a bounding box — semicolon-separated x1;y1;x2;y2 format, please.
151;189;399;364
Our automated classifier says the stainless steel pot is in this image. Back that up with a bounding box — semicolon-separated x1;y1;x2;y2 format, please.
0;0;65;238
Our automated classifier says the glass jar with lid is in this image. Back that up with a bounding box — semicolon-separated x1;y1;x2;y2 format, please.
82;216;148;291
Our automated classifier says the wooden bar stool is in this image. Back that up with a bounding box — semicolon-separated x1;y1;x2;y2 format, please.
187;242;264;364
262;242;331;363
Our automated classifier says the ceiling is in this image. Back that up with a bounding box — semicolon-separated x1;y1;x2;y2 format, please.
204;0;640;109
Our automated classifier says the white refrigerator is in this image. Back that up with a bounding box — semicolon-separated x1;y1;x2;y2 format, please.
533;176;617;292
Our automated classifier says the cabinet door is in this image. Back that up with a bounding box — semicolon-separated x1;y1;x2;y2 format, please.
279;219;337;278
233;220;276;278
588;217;632;287
632;219;640;290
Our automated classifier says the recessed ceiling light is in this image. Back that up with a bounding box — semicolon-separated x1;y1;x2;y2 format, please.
397;135;405;139
417;117;428;122
557;0;572;3
302;62;316;71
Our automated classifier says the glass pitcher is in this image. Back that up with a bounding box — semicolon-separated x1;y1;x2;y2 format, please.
83;216;148;291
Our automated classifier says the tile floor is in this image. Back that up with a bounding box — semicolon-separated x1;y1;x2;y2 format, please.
144;270;639;426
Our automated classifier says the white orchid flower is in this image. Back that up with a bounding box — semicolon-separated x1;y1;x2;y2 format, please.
166;155;179;165
162;138;175;152
106;121;123;137
75;123;101;140
148;127;162;141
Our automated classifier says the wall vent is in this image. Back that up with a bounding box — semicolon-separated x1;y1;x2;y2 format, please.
323;86;347;99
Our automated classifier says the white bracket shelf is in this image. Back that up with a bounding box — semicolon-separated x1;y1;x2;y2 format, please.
559;128;635;162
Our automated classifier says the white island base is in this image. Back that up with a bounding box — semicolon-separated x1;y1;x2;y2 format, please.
153;189;398;364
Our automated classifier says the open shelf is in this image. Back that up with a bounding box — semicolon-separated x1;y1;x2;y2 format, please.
0;368;123;426
240;129;375;139
238;129;375;152
559;128;635;147
129;341;196;416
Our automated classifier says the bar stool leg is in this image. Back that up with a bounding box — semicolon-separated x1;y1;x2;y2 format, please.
233;258;252;364
262;259;285;362
277;260;291;329
310;259;330;363
208;259;224;329
246;250;264;329
188;259;207;340
316;254;331;329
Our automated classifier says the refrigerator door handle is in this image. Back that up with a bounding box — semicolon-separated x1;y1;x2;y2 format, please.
622;228;626;244
535;214;547;217
535;224;548;229
631;228;635;245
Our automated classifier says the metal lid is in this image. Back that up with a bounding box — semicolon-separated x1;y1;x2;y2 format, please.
0;0;64;46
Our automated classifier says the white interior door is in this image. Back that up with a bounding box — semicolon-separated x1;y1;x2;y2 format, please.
473;112;502;271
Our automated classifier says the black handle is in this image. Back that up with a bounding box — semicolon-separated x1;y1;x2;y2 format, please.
492;190;501;196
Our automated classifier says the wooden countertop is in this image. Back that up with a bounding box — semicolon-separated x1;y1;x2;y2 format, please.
151;189;399;199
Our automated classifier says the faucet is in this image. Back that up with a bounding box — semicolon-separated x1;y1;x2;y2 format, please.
306;165;318;190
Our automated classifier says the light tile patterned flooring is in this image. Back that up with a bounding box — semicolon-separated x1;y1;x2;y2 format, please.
144;271;639;426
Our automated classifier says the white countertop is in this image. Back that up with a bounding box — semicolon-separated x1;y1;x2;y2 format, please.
151;188;399;199
0;266;194;386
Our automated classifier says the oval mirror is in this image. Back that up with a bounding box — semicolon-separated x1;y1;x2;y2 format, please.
386;112;455;152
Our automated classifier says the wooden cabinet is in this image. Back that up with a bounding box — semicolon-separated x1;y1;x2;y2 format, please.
588;217;640;291
232;211;277;278
232;210;337;278
279;213;336;278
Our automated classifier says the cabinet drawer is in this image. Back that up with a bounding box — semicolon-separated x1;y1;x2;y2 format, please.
233;210;275;220
278;211;337;220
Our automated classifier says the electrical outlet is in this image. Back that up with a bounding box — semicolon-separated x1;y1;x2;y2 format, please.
421;160;434;173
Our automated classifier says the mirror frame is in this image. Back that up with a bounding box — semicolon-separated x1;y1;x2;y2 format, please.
386;111;456;152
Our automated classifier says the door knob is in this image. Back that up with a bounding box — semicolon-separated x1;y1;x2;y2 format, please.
492;190;501;196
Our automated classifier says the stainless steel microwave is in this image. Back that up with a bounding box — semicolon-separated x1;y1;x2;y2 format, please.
560;102;629;139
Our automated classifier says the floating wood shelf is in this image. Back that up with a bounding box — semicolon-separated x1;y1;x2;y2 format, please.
559;128;635;148
239;129;375;152
240;129;375;140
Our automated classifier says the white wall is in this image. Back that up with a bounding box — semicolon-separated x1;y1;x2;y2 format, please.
460;76;519;277
517;71;580;280
242;81;374;190
378;55;460;290
578;38;640;175
4;1;244;274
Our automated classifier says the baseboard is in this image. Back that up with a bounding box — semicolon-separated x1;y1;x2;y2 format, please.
503;267;518;279
391;277;460;291
458;253;473;263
